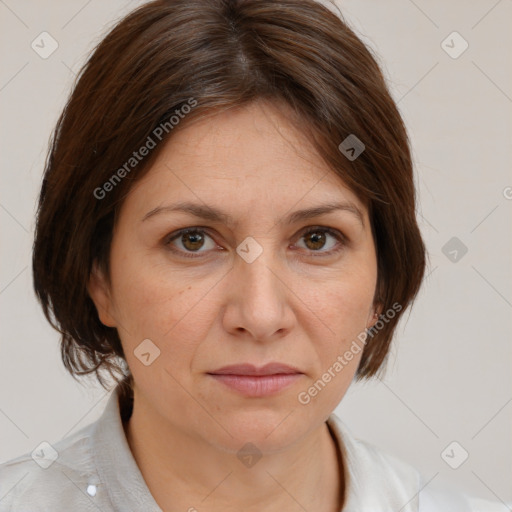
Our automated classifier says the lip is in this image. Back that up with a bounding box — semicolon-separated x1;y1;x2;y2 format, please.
207;363;303;397
209;363;302;376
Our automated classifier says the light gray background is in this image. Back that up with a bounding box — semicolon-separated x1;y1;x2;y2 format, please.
1;0;511;505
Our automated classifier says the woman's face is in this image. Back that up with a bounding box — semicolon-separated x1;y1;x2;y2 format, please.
89;99;379;453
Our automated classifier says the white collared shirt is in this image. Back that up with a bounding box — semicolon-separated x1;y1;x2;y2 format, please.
0;385;506;511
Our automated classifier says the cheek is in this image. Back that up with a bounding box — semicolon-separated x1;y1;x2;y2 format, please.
305;264;376;387
315;270;376;337
107;243;210;348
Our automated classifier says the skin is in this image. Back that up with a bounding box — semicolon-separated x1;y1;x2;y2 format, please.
88;99;381;512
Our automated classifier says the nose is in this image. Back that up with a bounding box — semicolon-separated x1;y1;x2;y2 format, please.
222;242;295;342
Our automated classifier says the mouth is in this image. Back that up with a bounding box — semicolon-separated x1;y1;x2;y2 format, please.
207;363;303;397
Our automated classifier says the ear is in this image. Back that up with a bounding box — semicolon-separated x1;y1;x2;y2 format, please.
366;302;383;329
87;261;117;328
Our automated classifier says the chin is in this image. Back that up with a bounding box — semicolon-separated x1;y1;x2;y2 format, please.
200;406;312;455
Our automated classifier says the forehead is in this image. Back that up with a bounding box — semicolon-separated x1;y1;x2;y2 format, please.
122;99;368;224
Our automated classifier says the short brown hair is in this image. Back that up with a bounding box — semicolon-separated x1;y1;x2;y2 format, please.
33;0;426;390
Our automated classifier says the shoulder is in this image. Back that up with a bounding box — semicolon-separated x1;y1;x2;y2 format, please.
418;483;510;512
0;421;103;511
327;412;424;510
326;413;509;512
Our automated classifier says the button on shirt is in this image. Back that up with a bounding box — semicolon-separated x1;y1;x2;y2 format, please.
0;385;506;511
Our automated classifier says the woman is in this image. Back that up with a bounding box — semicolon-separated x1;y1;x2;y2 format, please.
0;0;505;510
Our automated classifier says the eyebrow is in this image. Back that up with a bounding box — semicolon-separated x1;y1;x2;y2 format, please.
142;200;365;228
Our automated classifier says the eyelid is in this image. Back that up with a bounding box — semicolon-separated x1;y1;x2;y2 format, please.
162;226;214;246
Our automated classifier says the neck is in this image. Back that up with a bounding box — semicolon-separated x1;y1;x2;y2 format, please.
123;389;345;512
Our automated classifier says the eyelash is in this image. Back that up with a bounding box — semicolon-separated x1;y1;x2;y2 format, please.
163;226;346;259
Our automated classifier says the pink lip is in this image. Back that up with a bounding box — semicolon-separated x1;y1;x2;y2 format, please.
207;363;303;397
209;363;302;376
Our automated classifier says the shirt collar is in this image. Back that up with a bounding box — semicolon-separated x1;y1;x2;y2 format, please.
91;385;162;510
326;414;420;511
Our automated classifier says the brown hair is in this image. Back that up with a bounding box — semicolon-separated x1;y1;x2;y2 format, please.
33;0;426;393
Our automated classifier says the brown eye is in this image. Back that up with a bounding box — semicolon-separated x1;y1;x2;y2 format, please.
165;228;217;258
296;227;345;256
181;231;205;251
303;230;327;250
